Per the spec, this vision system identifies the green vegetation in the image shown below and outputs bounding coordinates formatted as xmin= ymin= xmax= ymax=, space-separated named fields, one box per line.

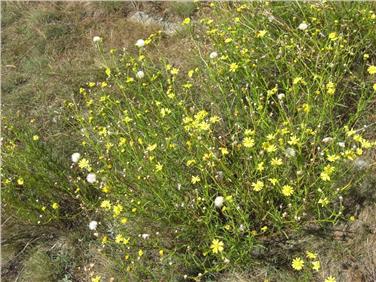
xmin=2 ymin=2 xmax=376 ymax=281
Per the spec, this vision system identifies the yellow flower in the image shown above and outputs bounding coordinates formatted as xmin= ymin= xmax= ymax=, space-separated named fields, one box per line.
xmin=325 ymin=276 xmax=336 ymax=282
xmin=147 ymin=144 xmax=157 ymax=152
xmin=138 ymin=249 xmax=144 ymax=257
xmin=191 ymin=175 xmax=201 ymax=184
xmin=113 ymin=204 xmax=123 ymax=217
xmin=160 ymin=108 xmax=171 ymax=117
xmin=100 ymin=200 xmax=111 ymax=210
xmin=171 ymin=67 xmax=179 ymax=75
xmin=210 ymin=239 xmax=224 ymax=254
xmin=243 ymin=137 xmax=255 ymax=148
xmin=318 ymin=197 xmax=329 ymax=207
xmin=257 ymin=162 xmax=265 ymax=172
xmin=120 ymin=217 xmax=128 ymax=224
xmin=105 ymin=68 xmax=111 ymax=77
xmin=188 ymin=69 xmax=194 ymax=78
xmin=244 ymin=129 xmax=255 ymax=136
xmin=220 ymin=147 xmax=229 ymax=156
xmin=209 ymin=116 xmax=220 ymax=123
xmin=268 ymin=178 xmax=278 ymax=186
xmin=17 ymin=177 xmax=24 ymax=186
xmin=229 ymin=63 xmax=239 ymax=73
xmin=292 ymin=257 xmax=304 ymax=270
xmin=182 ymin=17 xmax=191 ymax=25
xmin=101 ymin=235 xmax=108 ymax=244
xmin=115 ymin=234 xmax=124 ymax=244
xmin=251 ymin=180 xmax=264 ymax=192
xmin=282 ymin=185 xmax=294 ymax=197
xmin=155 ymin=163 xmax=163 ymax=172
xmin=78 ymin=158 xmax=90 ymax=170
xmin=288 ymin=135 xmax=300 ymax=146
xmin=256 ymin=30 xmax=267 ymax=38
xmin=32 ymin=135 xmax=39 ymax=141
xmin=91 ymin=275 xmax=101 ymax=282
xmin=320 ymin=171 xmax=330 ymax=181
xmin=305 ymin=251 xmax=317 ymax=259
xmin=326 ymin=81 xmax=336 ymax=95
xmin=101 ymin=185 xmax=110 ymax=193
xmin=263 ymin=142 xmax=277 ymax=153
xmin=320 ymin=165 xmax=334 ymax=181
xmin=271 ymin=158 xmax=283 ymax=166
xmin=311 ymin=260 xmax=320 ymax=271
xmin=51 ymin=202 xmax=59 ymax=209
xmin=373 ymin=83 xmax=376 ymax=91
xmin=293 ymin=77 xmax=304 ymax=85
xmin=302 ymin=103 xmax=311 ymax=113
xmin=328 ymin=32 xmax=338 ymax=41
xmin=367 ymin=65 xmax=376 ymax=75
xmin=327 ymin=154 xmax=340 ymax=162
xmin=186 ymin=159 xmax=196 ymax=166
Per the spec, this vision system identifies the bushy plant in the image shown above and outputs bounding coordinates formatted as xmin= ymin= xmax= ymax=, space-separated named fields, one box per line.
xmin=62 ymin=2 xmax=376 ymax=279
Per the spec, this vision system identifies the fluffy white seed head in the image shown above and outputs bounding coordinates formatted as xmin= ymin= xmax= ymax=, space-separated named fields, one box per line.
xmin=141 ymin=233 xmax=150 ymax=239
xmin=298 ymin=23 xmax=308 ymax=30
xmin=285 ymin=147 xmax=296 ymax=158
xmin=93 ymin=36 xmax=102 ymax=43
xmin=322 ymin=137 xmax=333 ymax=143
xmin=338 ymin=142 xmax=346 ymax=148
xmin=214 ymin=196 xmax=224 ymax=208
xmin=71 ymin=152 xmax=81 ymax=163
xmin=135 ymin=39 xmax=145 ymax=48
xmin=89 ymin=220 xmax=98 ymax=230
xmin=86 ymin=173 xmax=97 ymax=184
xmin=209 ymin=51 xmax=218 ymax=59
xmin=136 ymin=70 xmax=145 ymax=79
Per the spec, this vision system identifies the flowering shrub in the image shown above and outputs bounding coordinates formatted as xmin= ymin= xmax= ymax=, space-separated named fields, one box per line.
xmin=2 ymin=2 xmax=376 ymax=280
xmin=63 ymin=3 xmax=376 ymax=279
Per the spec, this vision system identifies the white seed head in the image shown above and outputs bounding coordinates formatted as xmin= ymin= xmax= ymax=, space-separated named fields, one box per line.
xmin=214 ymin=196 xmax=224 ymax=208
xmin=89 ymin=220 xmax=98 ymax=230
xmin=135 ymin=39 xmax=145 ymax=48
xmin=136 ymin=70 xmax=145 ymax=79
xmin=71 ymin=152 xmax=81 ymax=163
xmin=209 ymin=51 xmax=218 ymax=59
xmin=141 ymin=233 xmax=150 ymax=240
xmin=93 ymin=36 xmax=102 ymax=43
xmin=285 ymin=147 xmax=296 ymax=158
xmin=298 ymin=22 xmax=308 ymax=30
xmin=86 ymin=173 xmax=97 ymax=184
xmin=322 ymin=137 xmax=333 ymax=143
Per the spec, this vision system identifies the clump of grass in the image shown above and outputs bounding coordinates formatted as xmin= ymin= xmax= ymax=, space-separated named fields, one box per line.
xmin=168 ymin=1 xmax=198 ymax=18
xmin=61 ymin=2 xmax=376 ymax=280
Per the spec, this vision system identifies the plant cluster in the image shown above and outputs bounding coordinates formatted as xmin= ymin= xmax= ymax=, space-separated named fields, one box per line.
xmin=2 ymin=2 xmax=376 ymax=280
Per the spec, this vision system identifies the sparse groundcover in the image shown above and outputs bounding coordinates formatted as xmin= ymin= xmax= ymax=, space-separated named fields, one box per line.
xmin=2 ymin=1 xmax=376 ymax=281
